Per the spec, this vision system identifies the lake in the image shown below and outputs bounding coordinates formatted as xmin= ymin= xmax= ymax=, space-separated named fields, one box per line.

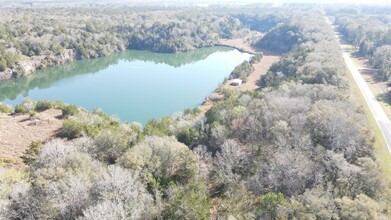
xmin=0 ymin=47 xmax=251 ymax=124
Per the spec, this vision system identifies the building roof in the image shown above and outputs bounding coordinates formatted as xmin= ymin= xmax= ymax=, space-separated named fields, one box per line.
xmin=232 ymin=79 xmax=242 ymax=84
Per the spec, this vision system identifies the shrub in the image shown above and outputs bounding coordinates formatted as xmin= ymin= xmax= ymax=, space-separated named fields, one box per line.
xmin=61 ymin=119 xmax=83 ymax=139
xmin=34 ymin=100 xmax=53 ymax=112
xmin=119 ymin=136 xmax=199 ymax=185
xmin=0 ymin=157 xmax=17 ymax=167
xmin=21 ymin=141 xmax=43 ymax=165
xmin=163 ymin=181 xmax=210 ymax=220
xmin=0 ymin=103 xmax=13 ymax=114
xmin=53 ymin=100 xmax=66 ymax=109
xmin=256 ymin=192 xmax=289 ymax=219
xmin=230 ymin=60 xmax=254 ymax=81
xmin=177 ymin=127 xmax=197 ymax=146
xmin=14 ymin=104 xmax=28 ymax=114
xmin=92 ymin=109 xmax=120 ymax=127
xmin=183 ymin=108 xmax=201 ymax=117
xmin=93 ymin=128 xmax=134 ymax=164
xmin=143 ymin=117 xmax=174 ymax=137
xmin=250 ymin=53 xmax=263 ymax=64
xmin=61 ymin=105 xmax=79 ymax=118
xmin=0 ymin=58 xmax=7 ymax=71
xmin=29 ymin=111 xmax=36 ymax=118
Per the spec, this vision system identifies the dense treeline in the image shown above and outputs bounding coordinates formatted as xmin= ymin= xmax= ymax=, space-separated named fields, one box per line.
xmin=0 ymin=7 xmax=290 ymax=81
xmin=1 ymin=8 xmax=390 ymax=219
xmin=260 ymin=12 xmax=346 ymax=88
xmin=201 ymin=83 xmax=381 ymax=218
xmin=235 ymin=12 xmax=287 ymax=32
xmin=334 ymin=12 xmax=391 ymax=81
xmin=0 ymin=8 xmax=249 ymax=79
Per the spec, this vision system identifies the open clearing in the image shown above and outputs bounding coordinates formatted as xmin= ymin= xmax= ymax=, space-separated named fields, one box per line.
xmin=0 ymin=109 xmax=63 ymax=168
xmin=200 ymin=38 xmax=281 ymax=112
xmin=223 ymin=53 xmax=280 ymax=92
xmin=218 ymin=37 xmax=281 ymax=92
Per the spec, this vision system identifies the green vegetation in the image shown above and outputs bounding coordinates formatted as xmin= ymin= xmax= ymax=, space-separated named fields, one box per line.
xmin=333 ymin=11 xmax=391 ymax=82
xmin=256 ymin=192 xmax=289 ymax=219
xmin=237 ymin=12 xmax=287 ymax=32
xmin=0 ymin=47 xmax=19 ymax=72
xmin=260 ymin=12 xmax=346 ymax=88
xmin=143 ymin=117 xmax=174 ymax=137
xmin=0 ymin=6 xmax=390 ymax=220
xmin=162 ymin=181 xmax=210 ymax=220
xmin=250 ymin=52 xmax=263 ymax=64
xmin=20 ymin=141 xmax=43 ymax=165
xmin=256 ymin=23 xmax=302 ymax=53
xmin=13 ymin=104 xmax=29 ymax=114
xmin=34 ymin=100 xmax=53 ymax=112
xmin=0 ymin=103 xmax=12 ymax=113
xmin=230 ymin=60 xmax=254 ymax=82
xmin=61 ymin=104 xmax=79 ymax=118
xmin=0 ymin=8 xmax=250 ymax=78
xmin=61 ymin=119 xmax=84 ymax=139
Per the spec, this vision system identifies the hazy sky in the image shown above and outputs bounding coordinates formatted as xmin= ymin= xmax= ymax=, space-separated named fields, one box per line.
xmin=207 ymin=0 xmax=391 ymax=4
xmin=2 ymin=0 xmax=390 ymax=5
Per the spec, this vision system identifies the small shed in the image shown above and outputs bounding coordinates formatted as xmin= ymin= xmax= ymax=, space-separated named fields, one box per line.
xmin=231 ymin=79 xmax=242 ymax=86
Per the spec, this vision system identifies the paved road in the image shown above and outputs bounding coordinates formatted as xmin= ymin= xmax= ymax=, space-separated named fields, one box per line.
xmin=336 ymin=38 xmax=391 ymax=155
xmin=327 ymin=15 xmax=391 ymax=155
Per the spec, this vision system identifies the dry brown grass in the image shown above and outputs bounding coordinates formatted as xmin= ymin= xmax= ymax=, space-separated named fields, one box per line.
xmin=0 ymin=109 xmax=63 ymax=169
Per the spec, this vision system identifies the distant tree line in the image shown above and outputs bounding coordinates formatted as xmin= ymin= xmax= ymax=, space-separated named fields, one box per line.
xmin=0 ymin=8 xmax=249 ymax=78
xmin=334 ymin=12 xmax=391 ymax=81
xmin=0 ymin=8 xmax=389 ymax=220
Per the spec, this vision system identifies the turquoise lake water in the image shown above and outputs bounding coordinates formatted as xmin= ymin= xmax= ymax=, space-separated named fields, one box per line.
xmin=0 ymin=47 xmax=251 ymax=124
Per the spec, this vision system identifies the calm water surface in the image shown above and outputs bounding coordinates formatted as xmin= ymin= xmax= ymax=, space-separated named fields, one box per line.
xmin=0 ymin=47 xmax=251 ymax=124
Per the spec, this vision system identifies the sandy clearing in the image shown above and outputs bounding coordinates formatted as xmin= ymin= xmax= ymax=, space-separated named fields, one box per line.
xmin=218 ymin=38 xmax=259 ymax=54
xmin=223 ymin=54 xmax=280 ymax=92
xmin=200 ymin=38 xmax=281 ymax=112
xmin=218 ymin=38 xmax=281 ymax=92
xmin=0 ymin=109 xmax=63 ymax=168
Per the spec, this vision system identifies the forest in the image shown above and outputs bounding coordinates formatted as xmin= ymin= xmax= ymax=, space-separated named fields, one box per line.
xmin=332 ymin=9 xmax=391 ymax=82
xmin=0 ymin=8 xmax=245 ymax=79
xmin=0 ymin=5 xmax=390 ymax=219
xmin=0 ymin=7 xmax=287 ymax=80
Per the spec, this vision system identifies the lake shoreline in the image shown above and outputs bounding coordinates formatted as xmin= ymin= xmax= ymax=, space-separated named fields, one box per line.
xmin=0 ymin=43 xmax=242 ymax=82
xmin=0 ymin=40 xmax=278 ymax=169
xmin=199 ymin=38 xmax=281 ymax=113
xmin=1 ymin=47 xmax=251 ymax=123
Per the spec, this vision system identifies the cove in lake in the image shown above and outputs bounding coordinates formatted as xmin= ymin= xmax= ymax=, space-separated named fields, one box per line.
xmin=0 ymin=47 xmax=251 ymax=124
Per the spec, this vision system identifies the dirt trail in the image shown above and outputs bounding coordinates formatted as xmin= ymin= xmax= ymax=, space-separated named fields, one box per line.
xmin=200 ymin=38 xmax=281 ymax=112
xmin=0 ymin=109 xmax=63 ymax=168
xmin=218 ymin=38 xmax=259 ymax=54
xmin=223 ymin=53 xmax=280 ymax=92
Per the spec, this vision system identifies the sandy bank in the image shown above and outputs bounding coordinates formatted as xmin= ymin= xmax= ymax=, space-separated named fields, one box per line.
xmin=201 ymin=38 xmax=281 ymax=112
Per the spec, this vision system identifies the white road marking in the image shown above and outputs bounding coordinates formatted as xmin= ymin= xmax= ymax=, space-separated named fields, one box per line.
xmin=340 ymin=47 xmax=391 ymax=155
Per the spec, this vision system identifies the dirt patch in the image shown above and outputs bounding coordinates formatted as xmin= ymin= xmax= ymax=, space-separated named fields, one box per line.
xmin=200 ymin=38 xmax=281 ymax=113
xmin=223 ymin=54 xmax=280 ymax=92
xmin=0 ymin=109 xmax=63 ymax=169
xmin=219 ymin=37 xmax=281 ymax=91
xmin=219 ymin=38 xmax=259 ymax=54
